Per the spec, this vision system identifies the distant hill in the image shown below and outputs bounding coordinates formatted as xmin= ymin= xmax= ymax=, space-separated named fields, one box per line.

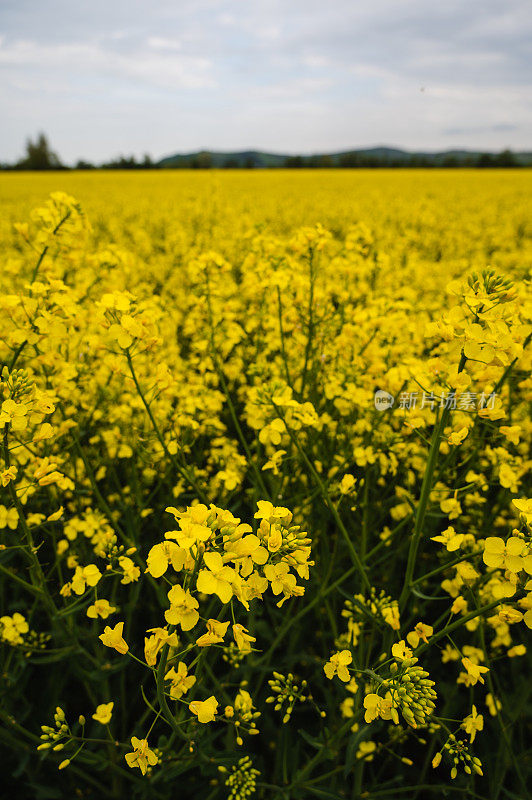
xmin=157 ymin=150 xmax=286 ymax=168
xmin=157 ymin=147 xmax=532 ymax=169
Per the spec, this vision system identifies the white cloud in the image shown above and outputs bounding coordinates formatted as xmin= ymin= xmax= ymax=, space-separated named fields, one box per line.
xmin=302 ymin=55 xmax=330 ymax=69
xmin=0 ymin=37 xmax=214 ymax=89
xmin=146 ymin=37 xmax=182 ymax=51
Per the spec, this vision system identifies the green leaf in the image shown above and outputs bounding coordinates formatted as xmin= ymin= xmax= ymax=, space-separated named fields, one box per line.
xmin=298 ymin=728 xmax=323 ymax=751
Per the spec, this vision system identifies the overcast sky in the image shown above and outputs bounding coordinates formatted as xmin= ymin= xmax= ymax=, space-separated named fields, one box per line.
xmin=1 ymin=0 xmax=531 ymax=163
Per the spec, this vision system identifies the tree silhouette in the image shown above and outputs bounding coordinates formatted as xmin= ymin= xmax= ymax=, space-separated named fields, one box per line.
xmin=17 ymin=133 xmax=63 ymax=170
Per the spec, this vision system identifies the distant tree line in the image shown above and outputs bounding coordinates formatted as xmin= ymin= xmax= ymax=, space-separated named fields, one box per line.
xmin=0 ymin=134 xmax=527 ymax=171
xmin=283 ymin=150 xmax=521 ymax=168
xmin=0 ymin=135 xmax=155 ymax=171
xmin=4 ymin=134 xmax=68 ymax=171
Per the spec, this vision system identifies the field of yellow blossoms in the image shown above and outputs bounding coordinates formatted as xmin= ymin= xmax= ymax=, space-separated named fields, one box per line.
xmin=0 ymin=169 xmax=531 ymax=799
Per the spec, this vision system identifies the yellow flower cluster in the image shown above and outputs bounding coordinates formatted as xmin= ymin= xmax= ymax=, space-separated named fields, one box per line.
xmin=0 ymin=612 xmax=29 ymax=645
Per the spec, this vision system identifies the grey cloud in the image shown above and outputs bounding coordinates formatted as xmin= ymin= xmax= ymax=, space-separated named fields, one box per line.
xmin=0 ymin=0 xmax=531 ymax=161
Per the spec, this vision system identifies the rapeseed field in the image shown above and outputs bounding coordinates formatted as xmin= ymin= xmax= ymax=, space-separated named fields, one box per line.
xmin=0 ymin=169 xmax=530 ymax=799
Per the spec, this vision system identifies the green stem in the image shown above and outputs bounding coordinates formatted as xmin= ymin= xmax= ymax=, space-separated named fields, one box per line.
xmin=275 ymin=405 xmax=370 ymax=590
xmin=2 ymin=428 xmax=55 ymax=613
xmin=416 ymin=600 xmax=500 ymax=657
xmin=125 ymin=350 xmax=207 ymax=503
xmin=399 ymin=353 xmax=466 ymax=609
xmin=155 ymin=636 xmax=188 ymax=740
